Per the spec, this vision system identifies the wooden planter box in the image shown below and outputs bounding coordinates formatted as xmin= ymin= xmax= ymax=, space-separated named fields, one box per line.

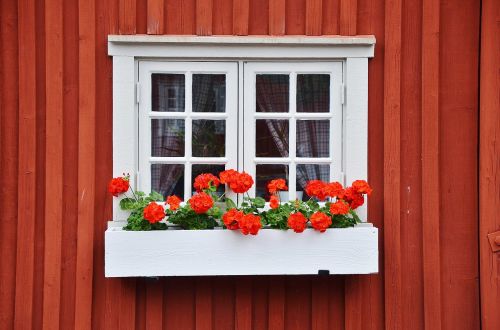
xmin=105 ymin=224 xmax=378 ymax=277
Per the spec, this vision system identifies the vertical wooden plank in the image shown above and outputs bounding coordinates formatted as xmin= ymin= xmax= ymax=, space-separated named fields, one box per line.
xmin=269 ymin=0 xmax=285 ymax=35
xmin=479 ymin=0 xmax=500 ymax=328
xmin=213 ymin=0 xmax=233 ymax=34
xmin=0 ymin=0 xmax=19 ymax=328
xmin=145 ymin=280 xmax=163 ymax=330
xmin=285 ymin=0 xmax=305 ymax=35
xmin=14 ymin=0 xmax=37 ymax=328
xmin=42 ymin=0 xmax=64 ymax=328
xmin=164 ymin=278 xmax=195 ymax=330
xmin=147 ymin=0 xmax=164 ymax=34
xmin=235 ymin=278 xmax=252 ymax=330
xmin=311 ymin=277 xmax=329 ymax=330
xmin=251 ymin=277 xmax=268 ymax=330
xmin=165 ymin=0 xmax=196 ymax=34
xmin=340 ymin=0 xmax=356 ymax=35
xmin=328 ymin=277 xmax=345 ymax=329
xmin=74 ymin=0 xmax=96 ymax=328
xmin=233 ymin=0 xmax=249 ymax=35
xmin=119 ymin=0 xmax=136 ymax=34
xmin=306 ymin=0 xmax=322 ymax=36
xmin=421 ymin=0 xmax=442 ymax=328
xmin=136 ymin=0 xmax=148 ymax=34
xmin=196 ymin=0 xmax=213 ymax=35
xmin=322 ymin=0 xmax=339 ymax=35
xmin=285 ymin=276 xmax=311 ymax=330
xmin=211 ymin=277 xmax=234 ymax=330
xmin=248 ymin=0 xmax=268 ymax=35
xmin=383 ymin=0 xmax=402 ymax=329
xmin=195 ymin=277 xmax=213 ymax=330
xmin=268 ymin=277 xmax=285 ymax=330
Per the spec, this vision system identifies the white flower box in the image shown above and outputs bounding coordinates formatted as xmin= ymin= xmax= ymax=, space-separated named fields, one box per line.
xmin=105 ymin=224 xmax=378 ymax=277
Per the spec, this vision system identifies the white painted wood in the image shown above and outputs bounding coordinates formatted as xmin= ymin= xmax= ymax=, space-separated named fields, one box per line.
xmin=344 ymin=58 xmax=369 ymax=221
xmin=243 ymin=62 xmax=343 ymax=201
xmin=105 ymin=226 xmax=378 ymax=277
xmin=113 ymin=56 xmax=137 ymax=221
xmin=138 ymin=61 xmax=238 ymax=201
xmin=108 ymin=35 xmax=375 ymax=59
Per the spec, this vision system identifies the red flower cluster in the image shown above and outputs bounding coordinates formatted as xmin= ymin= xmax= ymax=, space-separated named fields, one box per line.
xmin=143 ymin=202 xmax=165 ymax=223
xmin=219 ymin=170 xmax=254 ymax=194
xmin=269 ymin=195 xmax=279 ymax=209
xmin=238 ymin=214 xmax=262 ymax=235
xmin=166 ymin=195 xmax=182 ymax=211
xmin=287 ymin=212 xmax=308 ymax=233
xmin=194 ymin=173 xmax=220 ymax=192
xmin=108 ymin=176 xmax=129 ymax=197
xmin=305 ymin=180 xmax=345 ymax=201
xmin=267 ymin=179 xmax=288 ymax=194
xmin=329 ymin=200 xmax=350 ymax=215
xmin=188 ymin=192 xmax=214 ymax=214
xmin=310 ymin=211 xmax=332 ymax=232
xmin=222 ymin=208 xmax=244 ymax=230
xmin=351 ymin=180 xmax=373 ymax=196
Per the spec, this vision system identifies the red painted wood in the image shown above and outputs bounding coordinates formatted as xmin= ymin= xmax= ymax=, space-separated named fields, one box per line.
xmin=147 ymin=0 xmax=164 ymax=34
xmin=305 ymin=0 xmax=322 ymax=36
xmin=269 ymin=0 xmax=285 ymax=35
xmin=145 ymin=281 xmax=163 ymax=330
xmin=480 ymin=0 xmax=500 ymax=327
xmin=285 ymin=0 xmax=305 ymax=35
xmin=340 ymin=0 xmax=356 ymax=35
xmin=164 ymin=278 xmax=195 ymax=330
xmin=249 ymin=0 xmax=268 ymax=34
xmin=233 ymin=0 xmax=249 ymax=35
xmin=311 ymin=277 xmax=329 ymax=330
xmin=322 ymin=0 xmax=339 ymax=35
xmin=165 ymin=0 xmax=196 ymax=34
xmin=235 ymin=278 xmax=252 ymax=330
xmin=119 ymin=0 xmax=136 ymax=34
xmin=213 ymin=0 xmax=233 ymax=35
xmin=251 ymin=277 xmax=268 ymax=330
xmin=268 ymin=277 xmax=285 ymax=330
xmin=196 ymin=0 xmax=213 ymax=35
xmin=195 ymin=277 xmax=212 ymax=330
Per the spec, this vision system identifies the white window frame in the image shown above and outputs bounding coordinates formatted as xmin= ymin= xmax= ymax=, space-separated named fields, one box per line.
xmin=109 ymin=35 xmax=375 ymax=222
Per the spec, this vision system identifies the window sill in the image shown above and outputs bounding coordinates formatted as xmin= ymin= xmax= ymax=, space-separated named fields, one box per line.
xmin=105 ymin=224 xmax=378 ymax=277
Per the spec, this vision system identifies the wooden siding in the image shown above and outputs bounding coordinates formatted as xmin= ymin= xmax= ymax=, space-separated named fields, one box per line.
xmin=0 ymin=0 xmax=487 ymax=329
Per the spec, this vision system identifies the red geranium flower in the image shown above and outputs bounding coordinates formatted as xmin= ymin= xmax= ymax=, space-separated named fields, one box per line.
xmin=219 ymin=169 xmax=238 ymax=184
xmin=351 ymin=180 xmax=373 ymax=196
xmin=343 ymin=187 xmax=365 ymax=209
xmin=267 ymin=179 xmax=288 ymax=194
xmin=143 ymin=202 xmax=165 ymax=224
xmin=269 ymin=195 xmax=279 ymax=209
xmin=108 ymin=176 xmax=129 ymax=197
xmin=305 ymin=180 xmax=329 ymax=201
xmin=193 ymin=173 xmax=220 ymax=192
xmin=188 ymin=192 xmax=214 ymax=214
xmin=326 ymin=181 xmax=344 ymax=199
xmin=238 ymin=214 xmax=262 ymax=235
xmin=166 ymin=195 xmax=182 ymax=211
xmin=287 ymin=212 xmax=308 ymax=233
xmin=222 ymin=208 xmax=243 ymax=230
xmin=329 ymin=200 xmax=350 ymax=215
xmin=310 ymin=211 xmax=332 ymax=232
xmin=228 ymin=172 xmax=254 ymax=194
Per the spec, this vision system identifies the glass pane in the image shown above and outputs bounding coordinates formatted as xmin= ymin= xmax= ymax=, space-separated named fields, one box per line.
xmin=297 ymin=74 xmax=330 ymax=113
xmin=192 ymin=164 xmax=225 ymax=197
xmin=151 ymin=164 xmax=184 ymax=199
xmin=256 ymin=74 xmax=289 ymax=113
xmin=152 ymin=74 xmax=185 ymax=112
xmin=256 ymin=164 xmax=289 ymax=201
xmin=192 ymin=120 xmax=226 ymax=157
xmin=296 ymin=120 xmax=330 ymax=158
xmin=192 ymin=74 xmax=226 ymax=113
xmin=296 ymin=164 xmax=330 ymax=201
xmin=256 ymin=119 xmax=289 ymax=157
xmin=151 ymin=119 xmax=185 ymax=157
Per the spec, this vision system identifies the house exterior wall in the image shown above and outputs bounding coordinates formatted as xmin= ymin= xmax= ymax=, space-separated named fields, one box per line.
xmin=1 ymin=0 xmax=494 ymax=329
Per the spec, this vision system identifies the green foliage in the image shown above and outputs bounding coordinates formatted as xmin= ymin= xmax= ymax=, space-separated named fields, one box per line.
xmin=121 ymin=191 xmax=167 ymax=231
xmin=167 ymin=206 xmax=218 ymax=230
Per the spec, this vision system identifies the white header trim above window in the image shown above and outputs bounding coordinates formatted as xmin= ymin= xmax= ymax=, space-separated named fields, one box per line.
xmin=108 ymin=35 xmax=376 ymax=58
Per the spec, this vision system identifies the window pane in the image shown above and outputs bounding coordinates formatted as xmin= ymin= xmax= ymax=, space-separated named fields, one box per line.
xmin=152 ymin=74 xmax=185 ymax=112
xmin=192 ymin=120 xmax=226 ymax=157
xmin=192 ymin=164 xmax=225 ymax=197
xmin=192 ymin=74 xmax=226 ymax=113
xmin=296 ymin=164 xmax=330 ymax=201
xmin=297 ymin=74 xmax=330 ymax=113
xmin=151 ymin=119 xmax=185 ymax=157
xmin=256 ymin=119 xmax=289 ymax=157
xmin=151 ymin=164 xmax=184 ymax=199
xmin=256 ymin=74 xmax=289 ymax=113
xmin=296 ymin=120 xmax=330 ymax=158
xmin=256 ymin=164 xmax=289 ymax=200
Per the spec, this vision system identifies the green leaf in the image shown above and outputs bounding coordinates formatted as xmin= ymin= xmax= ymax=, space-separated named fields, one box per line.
xmin=253 ymin=197 xmax=266 ymax=208
xmin=225 ymin=198 xmax=237 ymax=210
xmin=148 ymin=190 xmax=164 ymax=201
xmin=119 ymin=198 xmax=136 ymax=210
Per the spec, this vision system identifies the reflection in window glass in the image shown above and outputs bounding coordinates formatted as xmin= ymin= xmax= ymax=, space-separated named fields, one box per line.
xmin=297 ymin=74 xmax=330 ymax=113
xmin=296 ymin=120 xmax=330 ymax=158
xmin=151 ymin=119 xmax=185 ymax=157
xmin=192 ymin=74 xmax=226 ymax=113
xmin=152 ymin=74 xmax=185 ymax=112
xmin=256 ymin=164 xmax=289 ymax=201
xmin=256 ymin=119 xmax=289 ymax=157
xmin=256 ymin=74 xmax=289 ymax=113
xmin=151 ymin=164 xmax=184 ymax=199
xmin=192 ymin=164 xmax=225 ymax=197
xmin=296 ymin=164 xmax=330 ymax=201
xmin=192 ymin=120 xmax=226 ymax=157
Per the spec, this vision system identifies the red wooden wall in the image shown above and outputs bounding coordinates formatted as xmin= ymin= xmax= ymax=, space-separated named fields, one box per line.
xmin=0 ymin=0 xmax=494 ymax=329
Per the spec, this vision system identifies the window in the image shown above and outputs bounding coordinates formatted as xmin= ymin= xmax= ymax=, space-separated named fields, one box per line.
xmin=109 ymin=36 xmax=374 ymax=221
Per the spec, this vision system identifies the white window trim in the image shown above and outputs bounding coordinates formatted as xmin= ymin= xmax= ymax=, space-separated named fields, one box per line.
xmin=109 ymin=35 xmax=375 ymax=222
